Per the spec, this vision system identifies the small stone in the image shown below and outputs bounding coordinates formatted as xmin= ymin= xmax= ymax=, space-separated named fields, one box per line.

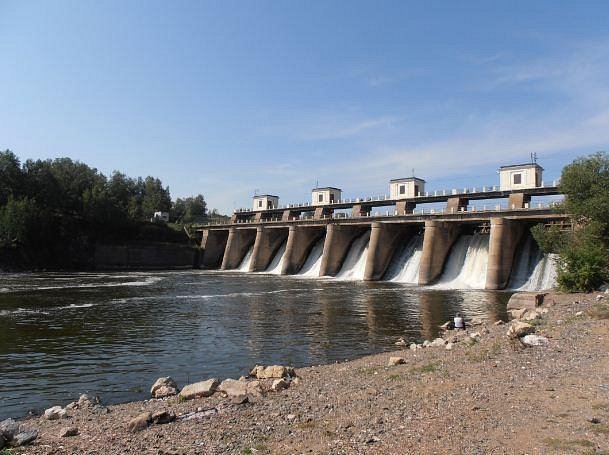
xmin=287 ymin=414 xmax=296 ymax=421
xmin=523 ymin=310 xmax=541 ymax=321
xmin=521 ymin=334 xmax=549 ymax=346
xmin=65 ymin=401 xmax=78 ymax=410
xmin=509 ymin=308 xmax=528 ymax=320
xmin=440 ymin=321 xmax=451 ymax=330
xmin=469 ymin=332 xmax=481 ymax=340
xmin=575 ymin=311 xmax=584 ymax=317
xmin=59 ymin=427 xmax=79 ymax=438
xmin=251 ymin=365 xmax=296 ymax=379
xmin=409 ymin=343 xmax=420 ymax=351
xmin=271 ymin=378 xmax=289 ymax=391
xmin=395 ymin=338 xmax=407 ymax=346
xmin=150 ymin=377 xmax=179 ymax=399
xmin=445 ymin=342 xmax=454 ymax=351
xmin=77 ymin=394 xmax=92 ymax=408
xmin=388 ymin=357 xmax=405 ymax=366
xmin=596 ymin=295 xmax=603 ymax=301
xmin=127 ymin=412 xmax=152 ymax=433
xmin=44 ymin=405 xmax=66 ymax=420
xmin=178 ymin=379 xmax=220 ymax=400
xmin=470 ymin=316 xmax=483 ymax=326
xmin=493 ymin=320 xmax=504 ymax=326
xmin=230 ymin=395 xmax=249 ymax=405
xmin=11 ymin=429 xmax=38 ymax=447
xmin=506 ymin=321 xmax=535 ymax=339
xmin=589 ymin=416 xmax=601 ymax=424
xmin=151 ymin=410 xmax=176 ymax=425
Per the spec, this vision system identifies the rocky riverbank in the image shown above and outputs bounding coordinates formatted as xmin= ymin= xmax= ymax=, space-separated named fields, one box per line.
xmin=4 ymin=291 xmax=609 ymax=454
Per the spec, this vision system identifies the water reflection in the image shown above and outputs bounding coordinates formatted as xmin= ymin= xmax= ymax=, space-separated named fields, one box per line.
xmin=0 ymin=271 xmax=509 ymax=418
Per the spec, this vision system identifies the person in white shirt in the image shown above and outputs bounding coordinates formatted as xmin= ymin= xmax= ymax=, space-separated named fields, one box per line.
xmin=453 ymin=313 xmax=465 ymax=330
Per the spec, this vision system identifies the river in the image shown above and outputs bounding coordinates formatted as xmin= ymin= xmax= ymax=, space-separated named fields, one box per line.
xmin=0 ymin=271 xmax=510 ymax=419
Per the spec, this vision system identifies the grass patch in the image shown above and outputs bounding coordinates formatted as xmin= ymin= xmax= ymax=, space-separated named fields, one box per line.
xmin=590 ymin=424 xmax=609 ymax=435
xmin=388 ymin=374 xmax=403 ymax=381
xmin=297 ymin=420 xmax=316 ymax=430
xmin=409 ymin=362 xmax=440 ymax=374
xmin=240 ymin=444 xmax=267 ymax=454
xmin=359 ymin=366 xmax=381 ymax=375
xmin=588 ymin=303 xmax=609 ymax=320
xmin=466 ymin=341 xmax=502 ymax=362
xmin=544 ymin=438 xmax=595 ymax=450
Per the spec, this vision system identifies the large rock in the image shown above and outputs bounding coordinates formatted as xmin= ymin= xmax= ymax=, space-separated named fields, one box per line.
xmin=509 ymin=308 xmax=528 ymax=320
xmin=151 ymin=410 xmax=176 ymax=424
xmin=506 ymin=321 xmax=535 ymax=339
xmin=218 ymin=378 xmax=248 ymax=397
xmin=523 ymin=310 xmax=542 ymax=321
xmin=507 ymin=292 xmax=546 ymax=310
xmin=429 ymin=338 xmax=446 ymax=347
xmin=250 ymin=365 xmax=295 ymax=379
xmin=246 ymin=380 xmax=264 ymax=397
xmin=44 ymin=405 xmax=67 ymax=420
xmin=11 ymin=428 xmax=38 ymax=447
xmin=127 ymin=412 xmax=152 ymax=433
xmin=150 ymin=377 xmax=178 ymax=398
xmin=77 ymin=394 xmax=92 ymax=408
xmin=178 ymin=378 xmax=220 ymax=400
xmin=0 ymin=418 xmax=18 ymax=441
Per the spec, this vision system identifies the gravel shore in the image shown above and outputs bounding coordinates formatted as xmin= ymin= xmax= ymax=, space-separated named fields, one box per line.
xmin=8 ymin=291 xmax=609 ymax=454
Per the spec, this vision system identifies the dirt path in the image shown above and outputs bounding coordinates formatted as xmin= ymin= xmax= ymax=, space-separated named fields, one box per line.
xmin=9 ymin=291 xmax=609 ymax=454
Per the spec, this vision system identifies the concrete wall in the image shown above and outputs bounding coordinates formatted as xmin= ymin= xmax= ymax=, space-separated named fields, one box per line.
xmin=485 ymin=217 xmax=526 ymax=290
xmin=364 ymin=222 xmax=418 ymax=281
xmin=200 ymin=229 xmax=229 ymax=269
xmin=418 ymin=220 xmax=462 ymax=285
xmin=249 ymin=226 xmax=289 ymax=272
xmin=281 ymin=226 xmax=326 ymax=275
xmin=94 ymin=243 xmax=197 ymax=270
xmin=319 ymin=224 xmax=369 ymax=276
xmin=221 ymin=227 xmax=257 ymax=270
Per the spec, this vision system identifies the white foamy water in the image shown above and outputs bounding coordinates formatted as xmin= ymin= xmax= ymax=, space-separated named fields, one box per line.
xmin=335 ymin=232 xmax=370 ymax=280
xmin=0 ymin=276 xmax=163 ymax=293
xmin=265 ymin=241 xmax=287 ymax=275
xmin=434 ymin=234 xmax=490 ymax=290
xmin=385 ymin=235 xmax=423 ymax=284
xmin=297 ymin=238 xmax=325 ymax=278
xmin=237 ymin=246 xmax=254 ymax=272
xmin=509 ymin=235 xmax=557 ymax=290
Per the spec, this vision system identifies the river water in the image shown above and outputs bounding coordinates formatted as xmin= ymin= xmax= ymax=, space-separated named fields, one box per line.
xmin=0 ymin=271 xmax=510 ymax=419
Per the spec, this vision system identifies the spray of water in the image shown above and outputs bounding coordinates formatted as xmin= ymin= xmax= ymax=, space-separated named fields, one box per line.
xmin=385 ymin=235 xmax=423 ymax=284
xmin=335 ymin=232 xmax=371 ymax=280
xmin=298 ymin=238 xmax=325 ymax=278
xmin=434 ymin=234 xmax=490 ymax=289
xmin=265 ymin=241 xmax=287 ymax=275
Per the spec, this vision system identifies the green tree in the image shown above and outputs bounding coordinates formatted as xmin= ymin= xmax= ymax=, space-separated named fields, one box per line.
xmin=0 ymin=150 xmax=24 ymax=205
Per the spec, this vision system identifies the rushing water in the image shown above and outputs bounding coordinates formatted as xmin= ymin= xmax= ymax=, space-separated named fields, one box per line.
xmin=0 ymin=271 xmax=510 ymax=419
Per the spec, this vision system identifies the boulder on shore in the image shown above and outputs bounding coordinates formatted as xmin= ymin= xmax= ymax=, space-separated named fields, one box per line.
xmin=250 ymin=365 xmax=296 ymax=379
xmin=44 ymin=405 xmax=67 ymax=420
xmin=522 ymin=334 xmax=549 ymax=346
xmin=507 ymin=292 xmax=546 ymax=310
xmin=59 ymin=427 xmax=79 ymax=438
xmin=178 ymin=379 xmax=220 ymax=400
xmin=506 ymin=321 xmax=535 ymax=339
xmin=271 ymin=378 xmax=290 ymax=391
xmin=127 ymin=412 xmax=152 ymax=433
xmin=150 ymin=377 xmax=179 ymax=399
xmin=218 ymin=378 xmax=248 ymax=397
xmin=388 ymin=357 xmax=405 ymax=366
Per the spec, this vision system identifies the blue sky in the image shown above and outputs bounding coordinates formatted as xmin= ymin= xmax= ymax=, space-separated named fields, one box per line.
xmin=1 ymin=1 xmax=608 ymax=213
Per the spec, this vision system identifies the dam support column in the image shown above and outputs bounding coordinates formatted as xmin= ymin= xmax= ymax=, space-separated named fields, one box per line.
xmin=508 ymin=193 xmax=531 ymax=209
xmin=352 ymin=204 xmax=371 ymax=217
xmin=249 ymin=227 xmax=289 ymax=272
xmin=281 ymin=226 xmax=326 ymax=275
xmin=418 ymin=220 xmax=461 ymax=285
xmin=396 ymin=201 xmax=416 ymax=215
xmin=220 ymin=227 xmax=256 ymax=270
xmin=446 ymin=196 xmax=469 ymax=214
xmin=200 ymin=229 xmax=229 ymax=269
xmin=319 ymin=224 xmax=368 ymax=276
xmin=364 ymin=222 xmax=413 ymax=281
xmin=314 ymin=207 xmax=333 ymax=220
xmin=485 ymin=217 xmax=526 ymax=290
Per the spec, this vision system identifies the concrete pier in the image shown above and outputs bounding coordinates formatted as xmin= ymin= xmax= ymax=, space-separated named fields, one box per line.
xmin=485 ymin=217 xmax=526 ymax=290
xmin=221 ymin=227 xmax=257 ymax=270
xmin=418 ymin=220 xmax=461 ymax=285
xmin=364 ymin=222 xmax=416 ymax=281
xmin=508 ymin=192 xmax=531 ymax=209
xmin=249 ymin=226 xmax=289 ymax=272
xmin=319 ymin=224 xmax=369 ymax=276
xmin=281 ymin=226 xmax=326 ymax=275
xmin=200 ymin=229 xmax=229 ymax=269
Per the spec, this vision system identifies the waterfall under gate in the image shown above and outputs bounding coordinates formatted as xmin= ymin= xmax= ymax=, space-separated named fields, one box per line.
xmin=264 ymin=241 xmax=287 ymax=275
xmin=237 ymin=246 xmax=254 ymax=272
xmin=297 ymin=238 xmax=325 ymax=278
xmin=384 ymin=235 xmax=423 ymax=284
xmin=508 ymin=234 xmax=557 ymax=291
xmin=433 ymin=234 xmax=490 ymax=290
xmin=335 ymin=232 xmax=371 ymax=280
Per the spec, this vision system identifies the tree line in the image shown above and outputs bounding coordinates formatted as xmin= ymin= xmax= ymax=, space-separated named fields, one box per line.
xmin=0 ymin=150 xmax=215 ymax=268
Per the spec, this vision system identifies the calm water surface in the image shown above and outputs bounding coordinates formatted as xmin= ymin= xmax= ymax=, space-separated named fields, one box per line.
xmin=0 ymin=271 xmax=510 ymax=418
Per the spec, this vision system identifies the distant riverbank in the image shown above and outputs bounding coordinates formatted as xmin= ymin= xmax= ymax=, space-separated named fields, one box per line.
xmin=8 ymin=290 xmax=609 ymax=454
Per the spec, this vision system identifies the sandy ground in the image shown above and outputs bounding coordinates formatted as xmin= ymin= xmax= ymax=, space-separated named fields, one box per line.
xmin=8 ymin=291 xmax=609 ymax=455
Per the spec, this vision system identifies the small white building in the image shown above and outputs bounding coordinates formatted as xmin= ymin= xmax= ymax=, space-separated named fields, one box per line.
xmin=389 ymin=177 xmax=426 ymax=199
xmin=499 ymin=163 xmax=543 ymax=191
xmin=312 ymin=187 xmax=342 ymax=205
xmin=252 ymin=194 xmax=279 ymax=211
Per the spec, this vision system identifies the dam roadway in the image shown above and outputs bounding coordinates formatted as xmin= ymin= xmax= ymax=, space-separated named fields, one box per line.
xmin=194 ymin=185 xmax=567 ymax=290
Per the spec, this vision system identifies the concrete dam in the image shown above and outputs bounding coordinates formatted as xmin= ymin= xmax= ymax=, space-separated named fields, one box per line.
xmin=196 ymin=163 xmax=566 ymax=291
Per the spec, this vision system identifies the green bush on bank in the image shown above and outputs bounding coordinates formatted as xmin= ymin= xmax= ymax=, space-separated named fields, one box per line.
xmin=532 ymin=152 xmax=609 ymax=292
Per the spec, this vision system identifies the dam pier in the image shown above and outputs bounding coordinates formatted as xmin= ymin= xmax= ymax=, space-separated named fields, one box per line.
xmin=196 ymin=163 xmax=566 ymax=290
